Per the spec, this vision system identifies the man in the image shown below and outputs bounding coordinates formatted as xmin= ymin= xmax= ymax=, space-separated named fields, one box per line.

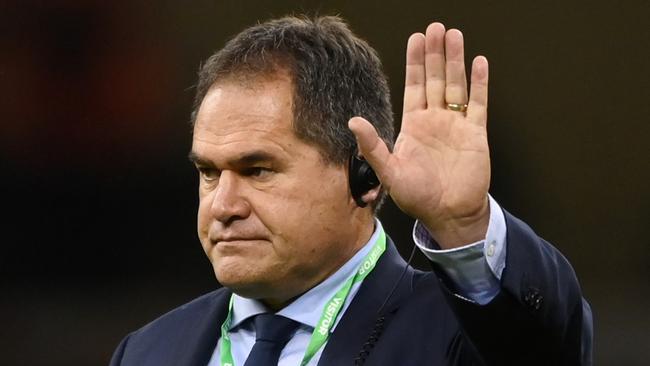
xmin=110 ymin=15 xmax=592 ymax=365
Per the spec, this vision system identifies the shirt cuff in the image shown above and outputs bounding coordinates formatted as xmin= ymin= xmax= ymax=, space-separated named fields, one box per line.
xmin=412 ymin=195 xmax=507 ymax=305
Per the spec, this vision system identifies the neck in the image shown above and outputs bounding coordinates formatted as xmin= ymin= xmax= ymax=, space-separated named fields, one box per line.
xmin=263 ymin=296 xmax=298 ymax=312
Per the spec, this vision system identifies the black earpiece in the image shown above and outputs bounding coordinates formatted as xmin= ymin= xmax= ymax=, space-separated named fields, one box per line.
xmin=349 ymin=155 xmax=380 ymax=207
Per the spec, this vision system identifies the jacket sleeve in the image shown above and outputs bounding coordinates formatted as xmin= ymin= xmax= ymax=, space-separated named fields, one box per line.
xmin=430 ymin=209 xmax=593 ymax=366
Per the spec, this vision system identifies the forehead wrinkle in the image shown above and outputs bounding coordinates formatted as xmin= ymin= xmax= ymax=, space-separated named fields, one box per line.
xmin=195 ymin=102 xmax=294 ymax=138
xmin=199 ymin=123 xmax=291 ymax=139
xmin=192 ymin=129 xmax=300 ymax=168
xmin=195 ymin=84 xmax=294 ymax=135
xmin=195 ymin=116 xmax=297 ymax=156
xmin=193 ymin=135 xmax=291 ymax=157
xmin=194 ymin=118 xmax=295 ymax=148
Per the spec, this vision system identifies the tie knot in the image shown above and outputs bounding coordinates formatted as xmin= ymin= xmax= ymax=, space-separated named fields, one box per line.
xmin=253 ymin=313 xmax=299 ymax=343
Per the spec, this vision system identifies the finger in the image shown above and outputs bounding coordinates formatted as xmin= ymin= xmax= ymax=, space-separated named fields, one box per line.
xmin=467 ymin=56 xmax=489 ymax=125
xmin=444 ymin=29 xmax=468 ymax=105
xmin=403 ymin=33 xmax=427 ymax=113
xmin=348 ymin=117 xmax=392 ymax=182
xmin=424 ymin=22 xmax=446 ymax=108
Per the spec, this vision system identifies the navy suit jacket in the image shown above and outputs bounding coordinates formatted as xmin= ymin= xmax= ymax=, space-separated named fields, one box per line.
xmin=110 ymin=210 xmax=592 ymax=365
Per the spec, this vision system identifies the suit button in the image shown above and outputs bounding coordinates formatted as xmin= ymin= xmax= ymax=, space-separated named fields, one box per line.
xmin=523 ymin=288 xmax=543 ymax=311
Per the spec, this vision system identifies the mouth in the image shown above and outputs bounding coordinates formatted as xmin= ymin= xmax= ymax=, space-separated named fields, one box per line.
xmin=216 ymin=238 xmax=261 ymax=244
xmin=210 ymin=238 xmax=269 ymax=256
xmin=210 ymin=237 xmax=269 ymax=247
xmin=207 ymin=229 xmax=270 ymax=251
xmin=211 ymin=235 xmax=265 ymax=243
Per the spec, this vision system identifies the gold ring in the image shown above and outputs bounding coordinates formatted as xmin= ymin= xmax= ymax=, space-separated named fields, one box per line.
xmin=446 ymin=103 xmax=468 ymax=112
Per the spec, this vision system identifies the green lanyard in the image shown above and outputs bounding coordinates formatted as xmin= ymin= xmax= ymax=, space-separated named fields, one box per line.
xmin=219 ymin=228 xmax=387 ymax=366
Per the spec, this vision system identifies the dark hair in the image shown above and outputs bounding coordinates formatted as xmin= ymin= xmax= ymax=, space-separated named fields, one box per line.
xmin=192 ymin=15 xmax=394 ymax=211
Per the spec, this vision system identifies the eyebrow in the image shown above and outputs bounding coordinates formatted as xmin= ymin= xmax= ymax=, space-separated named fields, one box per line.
xmin=188 ymin=151 xmax=213 ymax=167
xmin=188 ymin=150 xmax=277 ymax=167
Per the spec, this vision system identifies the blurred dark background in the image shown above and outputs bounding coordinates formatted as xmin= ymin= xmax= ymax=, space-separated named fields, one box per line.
xmin=1 ymin=0 xmax=648 ymax=365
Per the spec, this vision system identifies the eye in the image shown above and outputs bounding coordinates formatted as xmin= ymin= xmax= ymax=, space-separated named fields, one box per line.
xmin=198 ymin=167 xmax=220 ymax=182
xmin=244 ymin=167 xmax=272 ymax=178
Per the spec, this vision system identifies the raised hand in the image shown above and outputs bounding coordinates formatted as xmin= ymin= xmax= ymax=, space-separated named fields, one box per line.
xmin=348 ymin=22 xmax=491 ymax=249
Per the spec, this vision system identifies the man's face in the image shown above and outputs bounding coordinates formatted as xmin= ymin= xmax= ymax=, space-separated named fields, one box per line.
xmin=191 ymin=73 xmax=370 ymax=307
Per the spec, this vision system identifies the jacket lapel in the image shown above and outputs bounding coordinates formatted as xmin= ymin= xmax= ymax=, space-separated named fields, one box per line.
xmin=317 ymin=238 xmax=415 ymax=365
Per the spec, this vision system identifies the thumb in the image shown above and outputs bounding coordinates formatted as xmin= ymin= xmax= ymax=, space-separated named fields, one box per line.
xmin=348 ymin=117 xmax=392 ymax=182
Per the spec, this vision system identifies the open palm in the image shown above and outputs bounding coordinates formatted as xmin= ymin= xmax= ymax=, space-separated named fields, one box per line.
xmin=349 ymin=23 xmax=491 ymax=248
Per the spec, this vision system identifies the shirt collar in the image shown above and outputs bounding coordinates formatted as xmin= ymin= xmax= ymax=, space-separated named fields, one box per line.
xmin=230 ymin=219 xmax=383 ymax=331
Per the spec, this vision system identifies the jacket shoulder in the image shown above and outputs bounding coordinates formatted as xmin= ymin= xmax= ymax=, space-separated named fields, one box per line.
xmin=137 ymin=287 xmax=229 ymax=335
xmin=110 ymin=287 xmax=231 ymax=366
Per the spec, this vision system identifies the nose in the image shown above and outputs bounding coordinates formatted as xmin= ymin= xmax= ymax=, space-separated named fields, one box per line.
xmin=210 ymin=171 xmax=251 ymax=224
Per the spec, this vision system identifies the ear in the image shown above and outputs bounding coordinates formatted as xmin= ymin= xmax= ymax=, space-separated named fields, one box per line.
xmin=359 ymin=183 xmax=381 ymax=207
xmin=348 ymin=154 xmax=381 ymax=208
